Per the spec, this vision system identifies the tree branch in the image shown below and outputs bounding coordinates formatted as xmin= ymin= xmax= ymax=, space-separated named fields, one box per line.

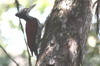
xmin=15 ymin=0 xmax=32 ymax=66
xmin=0 ymin=45 xmax=19 ymax=66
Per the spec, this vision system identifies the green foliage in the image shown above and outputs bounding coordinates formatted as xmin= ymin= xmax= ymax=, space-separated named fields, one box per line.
xmin=36 ymin=0 xmax=55 ymax=13
xmin=9 ymin=20 xmax=17 ymax=29
xmin=83 ymin=32 xmax=100 ymax=66
xmin=0 ymin=2 xmax=14 ymax=15
xmin=0 ymin=56 xmax=10 ymax=66
xmin=21 ymin=50 xmax=28 ymax=58
xmin=0 ymin=48 xmax=10 ymax=66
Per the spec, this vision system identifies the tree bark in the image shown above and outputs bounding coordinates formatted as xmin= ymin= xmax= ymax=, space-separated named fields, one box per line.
xmin=36 ymin=0 xmax=92 ymax=66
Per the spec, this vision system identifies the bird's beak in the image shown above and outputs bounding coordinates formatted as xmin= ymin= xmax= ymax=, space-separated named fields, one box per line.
xmin=27 ymin=4 xmax=36 ymax=13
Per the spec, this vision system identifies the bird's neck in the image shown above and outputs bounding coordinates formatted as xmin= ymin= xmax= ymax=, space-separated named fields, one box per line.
xmin=23 ymin=15 xmax=34 ymax=21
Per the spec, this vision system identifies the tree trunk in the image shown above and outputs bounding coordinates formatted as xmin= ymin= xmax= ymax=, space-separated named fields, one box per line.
xmin=36 ymin=0 xmax=92 ymax=66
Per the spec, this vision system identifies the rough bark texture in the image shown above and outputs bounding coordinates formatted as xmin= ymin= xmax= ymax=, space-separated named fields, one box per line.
xmin=36 ymin=0 xmax=92 ymax=66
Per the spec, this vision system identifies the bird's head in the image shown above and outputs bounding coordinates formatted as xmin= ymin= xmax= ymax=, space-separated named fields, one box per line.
xmin=15 ymin=4 xmax=36 ymax=19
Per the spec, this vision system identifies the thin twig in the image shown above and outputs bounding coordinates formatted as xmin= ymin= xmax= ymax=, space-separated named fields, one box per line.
xmin=93 ymin=0 xmax=100 ymax=35
xmin=15 ymin=0 xmax=32 ymax=66
xmin=0 ymin=45 xmax=19 ymax=66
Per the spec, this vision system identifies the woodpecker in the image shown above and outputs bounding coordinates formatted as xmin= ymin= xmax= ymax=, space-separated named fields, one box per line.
xmin=15 ymin=4 xmax=41 ymax=56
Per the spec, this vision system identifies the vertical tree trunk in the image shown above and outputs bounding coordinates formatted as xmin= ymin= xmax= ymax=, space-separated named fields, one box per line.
xmin=36 ymin=0 xmax=92 ymax=66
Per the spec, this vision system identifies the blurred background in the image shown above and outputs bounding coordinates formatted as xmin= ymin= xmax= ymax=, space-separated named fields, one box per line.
xmin=0 ymin=0 xmax=100 ymax=66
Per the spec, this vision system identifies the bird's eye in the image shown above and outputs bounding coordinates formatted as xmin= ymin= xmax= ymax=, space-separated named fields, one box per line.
xmin=24 ymin=8 xmax=27 ymax=11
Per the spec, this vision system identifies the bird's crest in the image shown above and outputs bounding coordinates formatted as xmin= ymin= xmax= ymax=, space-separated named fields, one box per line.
xmin=15 ymin=4 xmax=36 ymax=18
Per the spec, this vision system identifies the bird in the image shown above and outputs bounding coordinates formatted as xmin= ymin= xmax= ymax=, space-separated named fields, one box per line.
xmin=15 ymin=4 xmax=40 ymax=56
